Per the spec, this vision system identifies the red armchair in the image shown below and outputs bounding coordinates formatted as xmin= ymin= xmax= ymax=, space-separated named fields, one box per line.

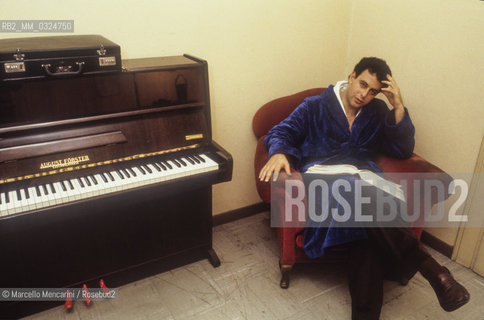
xmin=253 ymin=88 xmax=453 ymax=288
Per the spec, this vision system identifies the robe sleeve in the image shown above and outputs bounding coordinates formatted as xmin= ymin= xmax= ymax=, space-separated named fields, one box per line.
xmin=381 ymin=107 xmax=415 ymax=159
xmin=264 ymin=99 xmax=312 ymax=165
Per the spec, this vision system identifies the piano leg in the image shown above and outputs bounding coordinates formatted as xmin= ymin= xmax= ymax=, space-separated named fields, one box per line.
xmin=207 ymin=248 xmax=221 ymax=267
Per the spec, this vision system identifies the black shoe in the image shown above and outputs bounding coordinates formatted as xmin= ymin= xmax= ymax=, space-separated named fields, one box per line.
xmin=430 ymin=267 xmax=470 ymax=312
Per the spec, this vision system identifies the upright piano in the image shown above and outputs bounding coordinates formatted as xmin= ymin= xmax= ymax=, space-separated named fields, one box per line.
xmin=0 ymin=54 xmax=232 ymax=317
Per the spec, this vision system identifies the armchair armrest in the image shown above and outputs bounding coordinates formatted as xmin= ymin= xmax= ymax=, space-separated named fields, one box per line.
xmin=377 ymin=153 xmax=451 ymax=174
xmin=376 ymin=153 xmax=454 ymax=238
xmin=376 ymin=153 xmax=453 ymax=201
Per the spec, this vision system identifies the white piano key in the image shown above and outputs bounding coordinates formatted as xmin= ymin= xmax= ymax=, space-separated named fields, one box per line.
xmin=7 ymin=190 xmax=16 ymax=215
xmin=37 ymin=185 xmax=50 ymax=209
xmin=17 ymin=189 xmax=30 ymax=213
xmin=107 ymin=171 xmax=123 ymax=192
xmin=9 ymin=190 xmax=21 ymax=214
xmin=70 ymin=179 xmax=84 ymax=201
xmin=146 ymin=164 xmax=165 ymax=183
xmin=82 ymin=176 xmax=98 ymax=198
xmin=26 ymin=187 xmax=37 ymax=211
xmin=93 ymin=174 xmax=109 ymax=196
xmin=107 ymin=172 xmax=121 ymax=192
xmin=68 ymin=179 xmax=82 ymax=201
xmin=93 ymin=173 xmax=110 ymax=195
xmin=52 ymin=181 xmax=69 ymax=205
xmin=62 ymin=180 xmax=74 ymax=202
xmin=81 ymin=177 xmax=97 ymax=199
xmin=44 ymin=184 xmax=57 ymax=207
xmin=130 ymin=167 xmax=146 ymax=187
xmin=0 ymin=193 xmax=8 ymax=216
xmin=27 ymin=187 xmax=39 ymax=210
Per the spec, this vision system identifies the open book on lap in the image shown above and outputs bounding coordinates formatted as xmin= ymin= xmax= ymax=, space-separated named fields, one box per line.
xmin=305 ymin=164 xmax=406 ymax=202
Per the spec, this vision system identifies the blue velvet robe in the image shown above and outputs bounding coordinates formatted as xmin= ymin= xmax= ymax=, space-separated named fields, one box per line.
xmin=264 ymin=85 xmax=415 ymax=258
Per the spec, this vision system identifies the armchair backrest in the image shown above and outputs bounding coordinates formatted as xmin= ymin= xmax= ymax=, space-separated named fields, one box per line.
xmin=252 ymin=88 xmax=325 ymax=139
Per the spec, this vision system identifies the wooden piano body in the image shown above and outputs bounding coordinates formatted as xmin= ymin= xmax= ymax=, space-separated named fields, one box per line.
xmin=0 ymin=55 xmax=232 ymax=318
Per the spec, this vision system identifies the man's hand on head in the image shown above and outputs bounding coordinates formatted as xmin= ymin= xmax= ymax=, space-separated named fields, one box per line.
xmin=381 ymin=75 xmax=405 ymax=123
xmin=381 ymin=75 xmax=404 ymax=110
xmin=259 ymin=153 xmax=291 ymax=182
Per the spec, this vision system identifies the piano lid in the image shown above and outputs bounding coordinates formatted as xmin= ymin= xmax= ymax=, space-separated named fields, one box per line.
xmin=0 ymin=73 xmax=138 ymax=130
xmin=0 ymin=55 xmax=214 ymax=183
xmin=0 ymin=56 xmax=208 ymax=134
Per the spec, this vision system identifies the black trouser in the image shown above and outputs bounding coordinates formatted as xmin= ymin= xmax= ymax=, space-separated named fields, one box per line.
xmin=347 ymin=227 xmax=430 ymax=320
xmin=303 ymin=174 xmax=431 ymax=319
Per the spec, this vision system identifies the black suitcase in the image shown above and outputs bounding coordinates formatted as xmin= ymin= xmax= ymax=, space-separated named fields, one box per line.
xmin=0 ymin=34 xmax=121 ymax=81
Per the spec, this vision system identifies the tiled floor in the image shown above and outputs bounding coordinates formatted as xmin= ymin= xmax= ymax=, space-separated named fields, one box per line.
xmin=24 ymin=212 xmax=483 ymax=319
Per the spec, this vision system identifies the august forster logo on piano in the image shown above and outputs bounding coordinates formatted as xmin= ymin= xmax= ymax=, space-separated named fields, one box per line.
xmin=40 ymin=155 xmax=90 ymax=170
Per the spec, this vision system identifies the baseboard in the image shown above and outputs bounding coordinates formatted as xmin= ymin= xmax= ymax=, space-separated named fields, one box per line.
xmin=213 ymin=202 xmax=269 ymax=226
xmin=420 ymin=230 xmax=454 ymax=258
xmin=213 ymin=205 xmax=455 ymax=259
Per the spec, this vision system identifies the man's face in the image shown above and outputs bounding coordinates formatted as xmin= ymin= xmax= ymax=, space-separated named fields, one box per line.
xmin=345 ymin=69 xmax=383 ymax=109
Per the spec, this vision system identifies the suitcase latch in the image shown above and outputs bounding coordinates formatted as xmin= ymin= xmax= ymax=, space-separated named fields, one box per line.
xmin=96 ymin=44 xmax=117 ymax=67
xmin=13 ymin=48 xmax=25 ymax=61
xmin=4 ymin=49 xmax=26 ymax=74
xmin=97 ymin=44 xmax=107 ymax=56
xmin=4 ymin=62 xmax=26 ymax=73
xmin=99 ymin=56 xmax=117 ymax=67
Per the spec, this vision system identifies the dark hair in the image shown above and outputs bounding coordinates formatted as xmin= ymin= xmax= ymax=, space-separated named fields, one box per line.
xmin=353 ymin=57 xmax=392 ymax=83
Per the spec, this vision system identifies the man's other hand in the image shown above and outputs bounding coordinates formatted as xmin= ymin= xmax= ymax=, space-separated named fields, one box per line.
xmin=259 ymin=153 xmax=291 ymax=182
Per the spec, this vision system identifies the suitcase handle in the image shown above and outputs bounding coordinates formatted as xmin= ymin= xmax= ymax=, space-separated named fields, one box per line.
xmin=42 ymin=62 xmax=85 ymax=77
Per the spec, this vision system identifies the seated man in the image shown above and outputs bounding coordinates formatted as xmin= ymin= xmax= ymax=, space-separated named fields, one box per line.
xmin=259 ymin=57 xmax=469 ymax=319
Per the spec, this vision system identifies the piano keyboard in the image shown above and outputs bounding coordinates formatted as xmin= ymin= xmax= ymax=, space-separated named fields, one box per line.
xmin=0 ymin=153 xmax=218 ymax=217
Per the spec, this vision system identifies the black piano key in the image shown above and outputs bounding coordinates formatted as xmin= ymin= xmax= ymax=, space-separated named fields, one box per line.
xmin=24 ymin=188 xmax=30 ymax=199
xmin=35 ymin=185 xmax=41 ymax=197
xmin=77 ymin=177 xmax=85 ymax=188
xmin=186 ymin=156 xmax=195 ymax=165
xmin=90 ymin=175 xmax=98 ymax=185
xmin=16 ymin=189 xmax=22 ymax=201
xmin=164 ymin=161 xmax=173 ymax=170
xmin=152 ymin=163 xmax=162 ymax=172
xmin=158 ymin=162 xmax=167 ymax=170
xmin=5 ymin=192 xmax=10 ymax=203
xmin=178 ymin=158 xmax=187 ymax=166
xmin=191 ymin=155 xmax=201 ymax=164
xmin=60 ymin=181 xmax=67 ymax=192
xmin=100 ymin=172 xmax=109 ymax=183
xmin=49 ymin=183 xmax=56 ymax=194
xmin=67 ymin=180 xmax=75 ymax=190
xmin=106 ymin=171 xmax=115 ymax=182
xmin=115 ymin=170 xmax=125 ymax=180
xmin=122 ymin=168 xmax=131 ymax=178
xmin=142 ymin=164 xmax=152 ymax=174
xmin=83 ymin=177 xmax=91 ymax=187
xmin=172 ymin=159 xmax=181 ymax=168
xmin=127 ymin=168 xmax=136 ymax=177
xmin=42 ymin=184 xmax=49 ymax=195
xmin=163 ymin=162 xmax=170 ymax=170
xmin=194 ymin=155 xmax=205 ymax=163
xmin=0 ymin=193 xmax=2 ymax=204
xmin=137 ymin=166 xmax=146 ymax=175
